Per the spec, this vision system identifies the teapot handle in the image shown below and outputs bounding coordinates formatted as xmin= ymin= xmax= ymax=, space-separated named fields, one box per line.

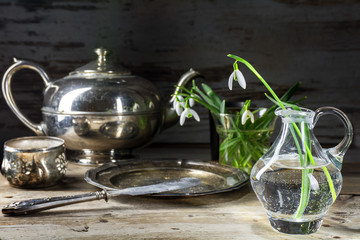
xmin=313 ymin=106 xmax=353 ymax=168
xmin=2 ymin=58 xmax=50 ymax=135
xmin=169 ymin=68 xmax=202 ymax=103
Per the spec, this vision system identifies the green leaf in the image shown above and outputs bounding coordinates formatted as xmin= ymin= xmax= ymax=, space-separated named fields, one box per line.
xmin=201 ymin=83 xmax=222 ymax=106
xmin=280 ymin=82 xmax=301 ymax=102
xmin=220 ymin=100 xmax=226 ymax=114
xmin=219 ymin=137 xmax=240 ymax=151
xmin=282 ymin=102 xmax=302 ymax=111
xmin=193 ymin=86 xmax=219 ymax=111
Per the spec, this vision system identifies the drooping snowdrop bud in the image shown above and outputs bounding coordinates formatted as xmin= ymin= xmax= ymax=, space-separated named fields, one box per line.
xmin=189 ymin=94 xmax=200 ymax=107
xmin=235 ymin=70 xmax=246 ymax=89
xmin=228 ymin=70 xmax=246 ymax=90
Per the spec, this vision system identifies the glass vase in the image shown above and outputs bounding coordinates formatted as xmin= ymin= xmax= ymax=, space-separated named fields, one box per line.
xmin=250 ymin=107 xmax=353 ymax=234
xmin=211 ymin=110 xmax=275 ymax=174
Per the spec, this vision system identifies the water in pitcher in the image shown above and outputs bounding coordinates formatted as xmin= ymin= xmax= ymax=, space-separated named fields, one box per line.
xmin=251 ymin=156 xmax=342 ymax=234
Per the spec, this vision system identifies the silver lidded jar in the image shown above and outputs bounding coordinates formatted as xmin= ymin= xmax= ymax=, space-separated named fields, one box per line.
xmin=2 ymin=48 xmax=201 ymax=165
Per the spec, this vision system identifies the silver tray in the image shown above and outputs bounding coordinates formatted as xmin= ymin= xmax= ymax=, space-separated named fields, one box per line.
xmin=85 ymin=159 xmax=249 ymax=196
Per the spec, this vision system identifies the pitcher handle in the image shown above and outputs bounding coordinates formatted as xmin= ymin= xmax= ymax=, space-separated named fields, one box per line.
xmin=2 ymin=58 xmax=50 ymax=135
xmin=313 ymin=106 xmax=353 ymax=169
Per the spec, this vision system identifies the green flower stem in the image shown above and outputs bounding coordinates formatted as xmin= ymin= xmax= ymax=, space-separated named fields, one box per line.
xmin=228 ymin=54 xmax=337 ymax=219
xmin=294 ymin=168 xmax=312 ymax=219
xmin=175 ymin=91 xmax=219 ymax=113
xmin=292 ymin=123 xmax=313 ymax=218
xmin=323 ymin=166 xmax=337 ymax=201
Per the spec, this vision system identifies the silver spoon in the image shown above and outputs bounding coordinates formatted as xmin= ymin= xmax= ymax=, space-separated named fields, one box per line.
xmin=2 ymin=177 xmax=201 ymax=216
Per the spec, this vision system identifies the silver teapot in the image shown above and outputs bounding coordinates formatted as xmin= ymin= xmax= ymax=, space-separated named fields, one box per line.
xmin=2 ymin=48 xmax=200 ymax=165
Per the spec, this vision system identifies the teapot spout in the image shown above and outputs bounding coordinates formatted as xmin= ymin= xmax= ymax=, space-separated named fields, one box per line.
xmin=163 ymin=69 xmax=202 ymax=130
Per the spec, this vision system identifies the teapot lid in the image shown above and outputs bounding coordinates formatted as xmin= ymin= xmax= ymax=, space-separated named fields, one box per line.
xmin=69 ymin=48 xmax=131 ymax=76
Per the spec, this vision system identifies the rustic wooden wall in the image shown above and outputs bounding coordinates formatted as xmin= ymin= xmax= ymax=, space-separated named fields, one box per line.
xmin=0 ymin=0 xmax=359 ymax=153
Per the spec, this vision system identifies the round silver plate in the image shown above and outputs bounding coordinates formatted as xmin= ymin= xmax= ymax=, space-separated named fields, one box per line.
xmin=84 ymin=159 xmax=249 ymax=196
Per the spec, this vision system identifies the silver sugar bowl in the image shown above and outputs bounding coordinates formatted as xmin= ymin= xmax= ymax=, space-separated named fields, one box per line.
xmin=2 ymin=48 xmax=200 ymax=165
xmin=1 ymin=136 xmax=66 ymax=188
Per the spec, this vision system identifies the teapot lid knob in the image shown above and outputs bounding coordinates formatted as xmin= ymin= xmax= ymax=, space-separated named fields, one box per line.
xmin=95 ymin=48 xmax=109 ymax=68
xmin=69 ymin=47 xmax=131 ymax=75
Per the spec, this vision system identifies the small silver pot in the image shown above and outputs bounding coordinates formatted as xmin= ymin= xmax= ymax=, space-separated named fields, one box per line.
xmin=1 ymin=136 xmax=66 ymax=188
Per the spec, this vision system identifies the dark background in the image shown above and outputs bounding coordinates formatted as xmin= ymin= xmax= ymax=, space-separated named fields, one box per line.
xmin=0 ymin=0 xmax=359 ymax=157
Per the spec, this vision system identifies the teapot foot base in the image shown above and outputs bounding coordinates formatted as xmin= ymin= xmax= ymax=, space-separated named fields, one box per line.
xmin=66 ymin=149 xmax=135 ymax=166
xmin=268 ymin=216 xmax=323 ymax=235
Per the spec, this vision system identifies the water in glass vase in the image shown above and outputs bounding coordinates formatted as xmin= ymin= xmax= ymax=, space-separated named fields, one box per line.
xmin=251 ymin=156 xmax=342 ymax=234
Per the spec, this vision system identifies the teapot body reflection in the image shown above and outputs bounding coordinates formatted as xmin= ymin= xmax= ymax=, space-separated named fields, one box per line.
xmin=2 ymin=48 xmax=201 ymax=165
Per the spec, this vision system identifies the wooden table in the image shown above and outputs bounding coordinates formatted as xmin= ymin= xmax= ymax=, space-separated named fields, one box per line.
xmin=0 ymin=146 xmax=359 ymax=240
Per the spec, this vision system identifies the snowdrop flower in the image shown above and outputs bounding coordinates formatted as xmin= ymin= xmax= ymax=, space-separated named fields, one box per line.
xmin=241 ymin=109 xmax=255 ymax=125
xmin=189 ymin=93 xmax=200 ymax=107
xmin=180 ymin=107 xmax=200 ymax=126
xmin=228 ymin=69 xmax=246 ymax=90
xmin=173 ymin=95 xmax=185 ymax=116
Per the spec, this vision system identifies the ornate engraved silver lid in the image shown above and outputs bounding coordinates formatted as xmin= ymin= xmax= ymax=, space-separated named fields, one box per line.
xmin=41 ymin=48 xmax=161 ymax=115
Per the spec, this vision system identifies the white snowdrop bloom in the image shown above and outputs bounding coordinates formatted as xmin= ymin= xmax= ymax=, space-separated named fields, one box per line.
xmin=235 ymin=69 xmax=246 ymax=89
xmin=173 ymin=95 xmax=185 ymax=116
xmin=241 ymin=109 xmax=255 ymax=125
xmin=180 ymin=107 xmax=200 ymax=126
xmin=228 ymin=69 xmax=246 ymax=90
xmin=228 ymin=72 xmax=235 ymax=90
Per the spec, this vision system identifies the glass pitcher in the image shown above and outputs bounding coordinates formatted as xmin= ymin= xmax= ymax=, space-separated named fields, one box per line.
xmin=250 ymin=106 xmax=353 ymax=234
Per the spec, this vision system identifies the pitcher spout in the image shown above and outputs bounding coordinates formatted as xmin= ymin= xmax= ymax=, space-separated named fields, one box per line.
xmin=163 ymin=69 xmax=202 ymax=130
